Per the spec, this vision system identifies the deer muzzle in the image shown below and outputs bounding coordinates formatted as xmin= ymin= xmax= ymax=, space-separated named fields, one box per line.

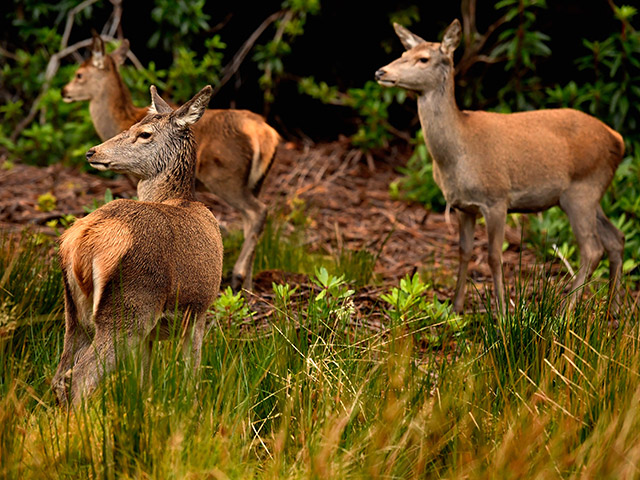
xmin=86 ymin=148 xmax=109 ymax=171
xmin=374 ymin=69 xmax=395 ymax=87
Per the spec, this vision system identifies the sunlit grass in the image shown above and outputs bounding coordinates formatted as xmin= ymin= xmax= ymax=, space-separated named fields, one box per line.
xmin=1 ymin=229 xmax=639 ymax=478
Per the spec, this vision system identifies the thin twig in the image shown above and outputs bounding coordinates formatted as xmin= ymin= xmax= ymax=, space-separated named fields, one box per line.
xmin=211 ymin=11 xmax=284 ymax=99
xmin=106 ymin=0 xmax=123 ymax=39
xmin=61 ymin=0 xmax=101 ymax=49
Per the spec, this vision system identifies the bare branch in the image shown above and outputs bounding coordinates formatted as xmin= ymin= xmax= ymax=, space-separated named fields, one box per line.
xmin=106 ymin=0 xmax=123 ymax=39
xmin=455 ymin=1 xmax=508 ymax=77
xmin=61 ymin=0 xmax=101 ymax=50
xmin=211 ymin=11 xmax=285 ymax=98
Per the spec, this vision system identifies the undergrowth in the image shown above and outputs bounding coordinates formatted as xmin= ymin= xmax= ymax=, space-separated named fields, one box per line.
xmin=1 ymin=229 xmax=639 ymax=478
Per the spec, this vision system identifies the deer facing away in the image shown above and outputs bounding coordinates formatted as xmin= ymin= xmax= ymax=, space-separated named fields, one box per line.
xmin=51 ymin=85 xmax=223 ymax=406
xmin=62 ymin=33 xmax=280 ymax=291
xmin=375 ymin=19 xmax=625 ymax=315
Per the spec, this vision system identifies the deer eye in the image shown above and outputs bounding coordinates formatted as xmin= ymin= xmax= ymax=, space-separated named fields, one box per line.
xmin=419 ymin=57 xmax=429 ymax=64
xmin=76 ymin=73 xmax=83 ymax=79
xmin=137 ymin=131 xmax=152 ymax=141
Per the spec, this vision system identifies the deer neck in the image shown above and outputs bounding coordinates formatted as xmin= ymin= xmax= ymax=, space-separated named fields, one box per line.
xmin=88 ymin=74 xmax=148 ymax=141
xmin=136 ymin=134 xmax=197 ymax=204
xmin=417 ymin=77 xmax=465 ymax=167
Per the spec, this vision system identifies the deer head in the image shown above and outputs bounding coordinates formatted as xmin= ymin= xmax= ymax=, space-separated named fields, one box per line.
xmin=62 ymin=33 xmax=130 ymax=103
xmin=375 ymin=19 xmax=461 ymax=93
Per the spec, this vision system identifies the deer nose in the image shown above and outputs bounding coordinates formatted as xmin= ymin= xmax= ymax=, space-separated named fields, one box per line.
xmin=374 ymin=69 xmax=386 ymax=81
xmin=86 ymin=149 xmax=96 ymax=160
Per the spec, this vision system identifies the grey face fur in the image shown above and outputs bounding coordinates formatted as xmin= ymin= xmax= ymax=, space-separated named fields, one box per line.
xmin=86 ymin=85 xmax=211 ymax=180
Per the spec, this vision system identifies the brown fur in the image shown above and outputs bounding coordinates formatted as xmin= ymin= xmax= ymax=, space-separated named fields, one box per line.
xmin=376 ymin=19 xmax=625 ymax=316
xmin=62 ymin=34 xmax=281 ymax=291
xmin=52 ymin=86 xmax=223 ymax=406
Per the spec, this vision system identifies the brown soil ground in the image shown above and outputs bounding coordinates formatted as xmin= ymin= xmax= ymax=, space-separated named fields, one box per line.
xmin=0 ymin=140 xmax=592 ymax=319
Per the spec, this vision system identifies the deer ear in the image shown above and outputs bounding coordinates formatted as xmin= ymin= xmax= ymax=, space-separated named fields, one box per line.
xmin=149 ymin=86 xmax=173 ymax=114
xmin=111 ymin=39 xmax=130 ymax=67
xmin=441 ymin=19 xmax=462 ymax=55
xmin=171 ymin=85 xmax=212 ymax=128
xmin=393 ymin=23 xmax=426 ymax=50
xmin=90 ymin=31 xmax=106 ymax=69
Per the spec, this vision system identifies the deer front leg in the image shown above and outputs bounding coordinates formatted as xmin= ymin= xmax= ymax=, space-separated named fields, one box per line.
xmin=67 ymin=329 xmax=119 ymax=406
xmin=482 ymin=204 xmax=508 ymax=316
xmin=52 ymin=327 xmax=92 ymax=406
xmin=453 ymin=209 xmax=476 ymax=313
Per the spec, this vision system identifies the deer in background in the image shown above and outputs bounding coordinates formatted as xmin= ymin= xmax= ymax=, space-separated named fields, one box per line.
xmin=375 ymin=19 xmax=625 ymax=316
xmin=62 ymin=33 xmax=281 ymax=291
xmin=52 ymin=85 xmax=223 ymax=406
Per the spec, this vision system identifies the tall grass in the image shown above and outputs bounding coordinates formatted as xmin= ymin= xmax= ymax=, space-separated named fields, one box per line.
xmin=1 ymin=230 xmax=639 ymax=478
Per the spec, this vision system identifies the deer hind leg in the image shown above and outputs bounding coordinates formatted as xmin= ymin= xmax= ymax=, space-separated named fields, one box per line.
xmin=52 ymin=279 xmax=93 ymax=406
xmin=68 ymin=305 xmax=161 ymax=406
xmin=560 ymin=193 xmax=604 ymax=311
xmin=481 ymin=203 xmax=508 ymax=316
xmin=452 ymin=209 xmax=476 ymax=313
xmin=596 ymin=205 xmax=625 ymax=315
xmin=229 ymin=192 xmax=268 ymax=292
xmin=180 ymin=310 xmax=208 ymax=370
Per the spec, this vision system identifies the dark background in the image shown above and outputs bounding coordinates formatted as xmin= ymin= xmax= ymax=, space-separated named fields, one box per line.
xmin=0 ymin=1 xmax=624 ymax=142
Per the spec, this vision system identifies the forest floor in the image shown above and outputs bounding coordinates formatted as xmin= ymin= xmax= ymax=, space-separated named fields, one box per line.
xmin=0 ymin=140 xmax=562 ymax=318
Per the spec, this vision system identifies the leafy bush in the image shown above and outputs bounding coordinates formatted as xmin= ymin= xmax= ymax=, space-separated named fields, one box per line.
xmin=299 ymin=78 xmax=407 ymax=151
xmin=1 ymin=0 xmax=317 ymax=168
xmin=388 ymin=131 xmax=447 ymax=212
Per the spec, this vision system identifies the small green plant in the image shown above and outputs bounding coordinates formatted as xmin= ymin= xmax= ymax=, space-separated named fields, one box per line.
xmin=46 ymin=213 xmax=76 ymax=235
xmin=272 ymin=282 xmax=298 ymax=317
xmin=313 ymin=266 xmax=353 ymax=302
xmin=83 ymin=188 xmax=114 ymax=214
xmin=310 ymin=266 xmax=355 ymax=327
xmin=212 ymin=286 xmax=252 ymax=328
xmin=381 ymin=273 xmax=464 ymax=345
xmin=36 ymin=192 xmax=57 ymax=212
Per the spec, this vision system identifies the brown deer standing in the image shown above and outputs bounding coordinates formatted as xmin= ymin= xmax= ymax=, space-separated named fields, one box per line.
xmin=62 ymin=33 xmax=280 ymax=291
xmin=375 ymin=19 xmax=625 ymax=315
xmin=52 ymin=85 xmax=223 ymax=406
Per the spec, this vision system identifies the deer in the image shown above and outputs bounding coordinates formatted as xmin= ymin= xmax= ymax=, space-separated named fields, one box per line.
xmin=61 ymin=33 xmax=281 ymax=292
xmin=375 ymin=19 xmax=625 ymax=316
xmin=51 ymin=85 xmax=224 ymax=406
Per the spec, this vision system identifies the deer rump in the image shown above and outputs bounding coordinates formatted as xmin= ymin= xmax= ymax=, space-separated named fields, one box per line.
xmin=60 ymin=199 xmax=222 ymax=325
